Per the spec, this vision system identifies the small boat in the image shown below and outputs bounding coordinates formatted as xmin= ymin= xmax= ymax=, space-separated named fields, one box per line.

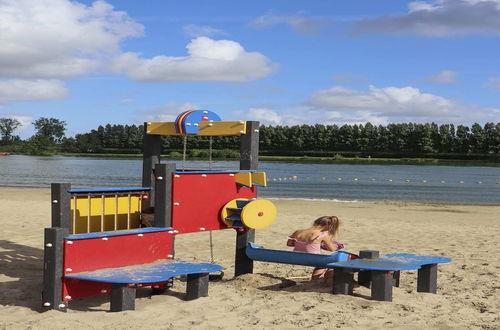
xmin=0 ymin=152 xmax=10 ymax=156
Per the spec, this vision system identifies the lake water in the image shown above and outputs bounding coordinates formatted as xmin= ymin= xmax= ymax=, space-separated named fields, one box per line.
xmin=0 ymin=155 xmax=498 ymax=205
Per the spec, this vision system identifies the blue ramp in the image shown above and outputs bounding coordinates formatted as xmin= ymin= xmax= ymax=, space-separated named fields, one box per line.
xmin=246 ymin=243 xmax=354 ymax=268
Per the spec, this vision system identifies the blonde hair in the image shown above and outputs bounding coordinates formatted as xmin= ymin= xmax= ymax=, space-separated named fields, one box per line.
xmin=313 ymin=216 xmax=340 ymax=238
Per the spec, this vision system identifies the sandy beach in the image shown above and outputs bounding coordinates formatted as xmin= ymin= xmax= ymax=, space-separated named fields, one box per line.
xmin=0 ymin=187 xmax=498 ymax=329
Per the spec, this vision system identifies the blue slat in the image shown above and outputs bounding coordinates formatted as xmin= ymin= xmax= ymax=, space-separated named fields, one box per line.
xmin=246 ymin=243 xmax=352 ymax=268
xmin=68 ymin=187 xmax=151 ymax=194
xmin=225 ymin=215 xmax=241 ymax=221
xmin=65 ymin=227 xmax=173 ymax=240
xmin=65 ymin=261 xmax=223 ymax=284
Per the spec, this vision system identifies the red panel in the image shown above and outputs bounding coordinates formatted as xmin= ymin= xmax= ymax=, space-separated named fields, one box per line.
xmin=171 ymin=173 xmax=257 ymax=234
xmin=62 ymin=231 xmax=173 ymax=301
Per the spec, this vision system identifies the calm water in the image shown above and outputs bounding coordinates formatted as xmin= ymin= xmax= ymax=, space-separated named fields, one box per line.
xmin=0 ymin=155 xmax=499 ymax=205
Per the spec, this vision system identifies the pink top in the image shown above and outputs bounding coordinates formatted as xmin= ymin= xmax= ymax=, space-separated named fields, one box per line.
xmin=289 ymin=231 xmax=329 ymax=254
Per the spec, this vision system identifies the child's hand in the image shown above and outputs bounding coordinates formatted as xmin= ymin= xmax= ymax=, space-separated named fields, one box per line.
xmin=333 ymin=241 xmax=344 ymax=250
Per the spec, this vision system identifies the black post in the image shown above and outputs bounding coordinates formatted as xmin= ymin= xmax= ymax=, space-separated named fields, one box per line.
xmin=358 ymin=250 xmax=379 ymax=288
xmin=393 ymin=271 xmax=401 ymax=287
xmin=51 ymin=183 xmax=71 ymax=230
xmin=153 ymin=163 xmax=176 ymax=228
xmin=371 ymin=271 xmax=393 ymax=301
xmin=417 ymin=264 xmax=438 ymax=293
xmin=235 ymin=121 xmax=259 ymax=277
xmin=142 ymin=123 xmax=162 ymax=209
xmin=186 ymin=273 xmax=209 ymax=300
xmin=42 ymin=227 xmax=69 ymax=312
xmin=332 ymin=268 xmax=354 ymax=295
xmin=110 ymin=284 xmax=136 ymax=312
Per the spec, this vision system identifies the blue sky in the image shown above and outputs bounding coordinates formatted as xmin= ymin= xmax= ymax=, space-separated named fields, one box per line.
xmin=0 ymin=0 xmax=499 ymax=138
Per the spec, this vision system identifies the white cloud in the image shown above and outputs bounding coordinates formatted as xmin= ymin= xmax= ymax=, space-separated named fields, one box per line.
xmin=250 ymin=12 xmax=331 ymax=35
xmin=0 ymin=79 xmax=69 ymax=103
xmin=353 ymin=0 xmax=500 ymax=37
xmin=419 ymin=70 xmax=459 ymax=83
xmin=0 ymin=112 xmax=33 ymax=128
xmin=237 ymin=108 xmax=282 ymax=125
xmin=139 ymin=102 xmax=201 ymax=123
xmin=305 ymin=85 xmax=499 ymax=124
xmin=182 ymin=24 xmax=227 ymax=37
xmin=0 ymin=0 xmax=144 ymax=80
xmin=112 ymin=37 xmax=276 ymax=82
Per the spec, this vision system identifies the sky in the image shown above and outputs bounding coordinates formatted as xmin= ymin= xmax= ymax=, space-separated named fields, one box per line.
xmin=0 ymin=0 xmax=499 ymax=138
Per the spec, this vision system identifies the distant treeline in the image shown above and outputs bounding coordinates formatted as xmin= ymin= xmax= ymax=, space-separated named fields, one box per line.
xmin=58 ymin=122 xmax=499 ymax=158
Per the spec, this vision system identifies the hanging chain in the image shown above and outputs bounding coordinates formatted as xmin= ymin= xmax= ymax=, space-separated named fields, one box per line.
xmin=208 ymin=136 xmax=213 ymax=170
xmin=209 ymin=231 xmax=215 ymax=263
xmin=182 ymin=135 xmax=187 ymax=171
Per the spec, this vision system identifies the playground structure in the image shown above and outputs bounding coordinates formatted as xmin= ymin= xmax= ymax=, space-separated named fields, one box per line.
xmin=41 ymin=109 xmax=452 ymax=311
xmin=42 ymin=110 xmax=277 ymax=312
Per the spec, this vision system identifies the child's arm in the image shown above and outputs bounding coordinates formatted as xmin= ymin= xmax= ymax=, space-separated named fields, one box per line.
xmin=287 ymin=231 xmax=298 ymax=247
xmin=321 ymin=237 xmax=339 ymax=252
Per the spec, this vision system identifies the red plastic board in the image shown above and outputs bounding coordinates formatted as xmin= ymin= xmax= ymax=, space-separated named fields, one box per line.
xmin=171 ymin=172 xmax=257 ymax=234
xmin=62 ymin=231 xmax=173 ymax=300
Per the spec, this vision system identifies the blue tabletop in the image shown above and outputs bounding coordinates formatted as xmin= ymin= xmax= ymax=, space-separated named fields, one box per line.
xmin=65 ymin=260 xmax=223 ymax=284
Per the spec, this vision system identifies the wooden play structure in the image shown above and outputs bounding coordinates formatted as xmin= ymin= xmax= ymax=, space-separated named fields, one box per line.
xmin=42 ymin=110 xmax=277 ymax=312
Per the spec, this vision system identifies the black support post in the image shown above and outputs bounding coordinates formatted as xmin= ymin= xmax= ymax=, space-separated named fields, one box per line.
xmin=153 ymin=163 xmax=176 ymax=228
xmin=371 ymin=271 xmax=393 ymax=301
xmin=417 ymin=264 xmax=438 ymax=293
xmin=186 ymin=273 xmax=209 ymax=300
xmin=42 ymin=227 xmax=69 ymax=312
xmin=235 ymin=121 xmax=260 ymax=277
xmin=51 ymin=183 xmax=71 ymax=230
xmin=110 ymin=284 xmax=136 ymax=312
xmin=358 ymin=250 xmax=379 ymax=288
xmin=332 ymin=268 xmax=354 ymax=295
xmin=393 ymin=271 xmax=401 ymax=287
xmin=142 ymin=123 xmax=162 ymax=209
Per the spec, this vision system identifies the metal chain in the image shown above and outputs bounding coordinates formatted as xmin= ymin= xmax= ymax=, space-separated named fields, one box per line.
xmin=209 ymin=231 xmax=215 ymax=263
xmin=182 ymin=135 xmax=187 ymax=171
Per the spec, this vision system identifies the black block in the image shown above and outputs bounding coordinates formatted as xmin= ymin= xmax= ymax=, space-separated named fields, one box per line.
xmin=332 ymin=268 xmax=354 ymax=295
xmin=110 ymin=284 xmax=136 ymax=312
xmin=371 ymin=271 xmax=393 ymax=301
xmin=186 ymin=273 xmax=209 ymax=300
xmin=417 ymin=264 xmax=437 ymax=293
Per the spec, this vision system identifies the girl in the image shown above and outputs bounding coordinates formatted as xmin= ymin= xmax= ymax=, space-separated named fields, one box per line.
xmin=287 ymin=215 xmax=341 ymax=280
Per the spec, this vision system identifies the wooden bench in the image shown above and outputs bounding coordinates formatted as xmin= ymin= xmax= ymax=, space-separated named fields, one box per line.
xmin=60 ymin=227 xmax=222 ymax=311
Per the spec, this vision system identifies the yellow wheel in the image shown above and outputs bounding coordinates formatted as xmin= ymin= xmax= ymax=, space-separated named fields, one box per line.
xmin=240 ymin=199 xmax=277 ymax=229
xmin=220 ymin=198 xmax=249 ymax=227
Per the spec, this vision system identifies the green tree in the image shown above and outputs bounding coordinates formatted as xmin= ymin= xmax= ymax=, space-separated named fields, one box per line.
xmin=33 ymin=117 xmax=66 ymax=143
xmin=0 ymin=118 xmax=21 ymax=144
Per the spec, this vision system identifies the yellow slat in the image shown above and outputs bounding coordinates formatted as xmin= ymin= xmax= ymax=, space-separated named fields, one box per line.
xmin=251 ymin=172 xmax=267 ymax=187
xmin=145 ymin=121 xmax=246 ymax=136
xmin=235 ymin=172 xmax=253 ymax=187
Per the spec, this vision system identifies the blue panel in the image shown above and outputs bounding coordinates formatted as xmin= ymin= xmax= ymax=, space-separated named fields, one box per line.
xmin=68 ymin=187 xmax=151 ymax=194
xmin=384 ymin=253 xmax=452 ymax=265
xmin=245 ymin=243 xmax=352 ymax=268
xmin=65 ymin=261 xmax=223 ymax=284
xmin=65 ymin=227 xmax=173 ymax=240
xmin=180 ymin=110 xmax=221 ymax=134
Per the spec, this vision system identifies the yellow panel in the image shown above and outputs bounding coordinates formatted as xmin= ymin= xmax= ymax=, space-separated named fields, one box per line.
xmin=145 ymin=121 xmax=247 ymax=136
xmin=235 ymin=172 xmax=253 ymax=187
xmin=70 ymin=194 xmax=141 ymax=234
xmin=251 ymin=172 xmax=267 ymax=187
xmin=197 ymin=121 xmax=246 ymax=136
xmin=240 ymin=199 xmax=277 ymax=230
xmin=146 ymin=122 xmax=178 ymax=135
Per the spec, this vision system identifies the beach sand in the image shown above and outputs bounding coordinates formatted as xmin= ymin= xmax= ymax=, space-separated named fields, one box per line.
xmin=0 ymin=187 xmax=498 ymax=329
